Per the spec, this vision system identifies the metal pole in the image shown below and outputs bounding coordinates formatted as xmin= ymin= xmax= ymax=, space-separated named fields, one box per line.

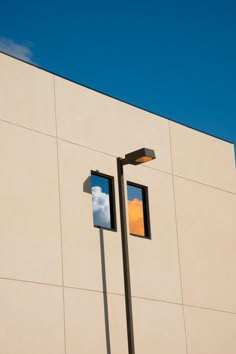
xmin=117 ymin=157 xmax=135 ymax=354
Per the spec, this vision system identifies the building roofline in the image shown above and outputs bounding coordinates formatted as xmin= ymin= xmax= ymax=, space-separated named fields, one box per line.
xmin=0 ymin=50 xmax=234 ymax=145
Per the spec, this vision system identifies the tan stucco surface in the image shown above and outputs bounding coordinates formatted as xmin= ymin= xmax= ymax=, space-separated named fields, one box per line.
xmin=0 ymin=279 xmax=65 ymax=354
xmin=185 ymin=306 xmax=236 ymax=354
xmin=174 ymin=176 xmax=236 ymax=313
xmin=170 ymin=121 xmax=236 ymax=193
xmin=0 ymin=54 xmax=56 ymax=135
xmin=54 ymin=76 xmax=172 ymax=174
xmin=0 ymin=121 xmax=62 ymax=285
xmin=0 ymin=52 xmax=235 ymax=354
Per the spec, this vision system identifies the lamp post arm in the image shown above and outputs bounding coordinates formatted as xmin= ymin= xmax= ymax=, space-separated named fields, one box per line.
xmin=117 ymin=157 xmax=135 ymax=354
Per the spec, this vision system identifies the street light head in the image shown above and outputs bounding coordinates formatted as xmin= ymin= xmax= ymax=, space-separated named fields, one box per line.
xmin=122 ymin=147 xmax=156 ymax=166
xmin=135 ymin=155 xmax=153 ymax=163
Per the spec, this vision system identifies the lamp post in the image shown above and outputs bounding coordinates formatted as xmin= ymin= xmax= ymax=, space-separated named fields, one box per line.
xmin=117 ymin=148 xmax=156 ymax=354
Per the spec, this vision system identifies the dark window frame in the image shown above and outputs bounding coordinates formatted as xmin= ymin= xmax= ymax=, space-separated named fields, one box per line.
xmin=91 ymin=170 xmax=117 ymax=232
xmin=127 ymin=181 xmax=151 ymax=239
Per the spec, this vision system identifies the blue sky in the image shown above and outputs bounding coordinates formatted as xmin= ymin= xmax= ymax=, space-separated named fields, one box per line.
xmin=127 ymin=185 xmax=143 ymax=201
xmin=91 ymin=174 xmax=110 ymax=195
xmin=0 ymin=0 xmax=235 ymax=146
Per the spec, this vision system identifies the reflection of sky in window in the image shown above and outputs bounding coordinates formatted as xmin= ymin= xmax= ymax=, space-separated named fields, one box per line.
xmin=91 ymin=174 xmax=109 ymax=194
xmin=127 ymin=184 xmax=143 ymax=201
xmin=127 ymin=184 xmax=145 ymax=236
xmin=91 ymin=174 xmax=111 ymax=228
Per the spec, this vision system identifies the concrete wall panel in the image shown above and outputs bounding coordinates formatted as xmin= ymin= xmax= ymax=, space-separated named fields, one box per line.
xmin=125 ymin=164 xmax=182 ymax=303
xmin=0 ymin=279 xmax=65 ymax=354
xmin=54 ymin=76 xmax=172 ymax=174
xmin=133 ymin=298 xmax=187 ymax=354
xmin=64 ymin=288 xmax=128 ymax=354
xmin=0 ymin=53 xmax=56 ymax=135
xmin=0 ymin=122 xmax=62 ymax=285
xmin=174 ymin=176 xmax=236 ymax=312
xmin=170 ymin=121 xmax=236 ymax=193
xmin=185 ymin=306 xmax=236 ymax=354
xmin=58 ymin=140 xmax=124 ymax=294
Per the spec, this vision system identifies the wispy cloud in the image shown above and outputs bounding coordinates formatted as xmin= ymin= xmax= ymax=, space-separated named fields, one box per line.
xmin=0 ymin=37 xmax=34 ymax=63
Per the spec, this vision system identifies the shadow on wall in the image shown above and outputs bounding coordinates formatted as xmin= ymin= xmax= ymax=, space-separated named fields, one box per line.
xmin=99 ymin=228 xmax=111 ymax=354
xmin=83 ymin=176 xmax=111 ymax=354
xmin=83 ymin=176 xmax=91 ymax=194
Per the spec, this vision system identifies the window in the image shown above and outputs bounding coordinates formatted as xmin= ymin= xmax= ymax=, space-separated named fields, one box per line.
xmin=91 ymin=171 xmax=116 ymax=230
xmin=127 ymin=182 xmax=151 ymax=238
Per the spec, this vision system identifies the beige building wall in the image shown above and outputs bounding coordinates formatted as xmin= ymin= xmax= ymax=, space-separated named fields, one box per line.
xmin=0 ymin=51 xmax=235 ymax=354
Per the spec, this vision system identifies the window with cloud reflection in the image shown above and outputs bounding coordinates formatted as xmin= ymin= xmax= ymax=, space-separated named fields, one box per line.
xmin=91 ymin=172 xmax=116 ymax=230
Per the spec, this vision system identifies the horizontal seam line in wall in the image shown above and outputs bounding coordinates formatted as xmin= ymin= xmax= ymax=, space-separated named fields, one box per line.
xmin=43 ymin=137 xmax=236 ymax=196
xmin=174 ymin=174 xmax=236 ymax=196
xmin=0 ymin=117 xmax=56 ymax=139
xmin=0 ymin=276 xmax=123 ymax=295
xmin=57 ymin=137 xmax=172 ymax=176
xmin=0 ymin=117 xmax=172 ymax=176
xmin=1 ymin=276 xmax=236 ymax=316
xmin=0 ymin=117 xmax=235 ymax=195
xmin=184 ymin=303 xmax=236 ymax=315
xmin=0 ymin=276 xmax=61 ymax=288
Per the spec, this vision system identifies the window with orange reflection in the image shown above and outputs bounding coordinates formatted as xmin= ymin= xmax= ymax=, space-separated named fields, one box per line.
xmin=127 ymin=182 xmax=151 ymax=238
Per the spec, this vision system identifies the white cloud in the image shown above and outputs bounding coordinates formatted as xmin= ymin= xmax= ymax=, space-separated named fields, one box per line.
xmin=0 ymin=37 xmax=33 ymax=63
xmin=92 ymin=186 xmax=111 ymax=228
